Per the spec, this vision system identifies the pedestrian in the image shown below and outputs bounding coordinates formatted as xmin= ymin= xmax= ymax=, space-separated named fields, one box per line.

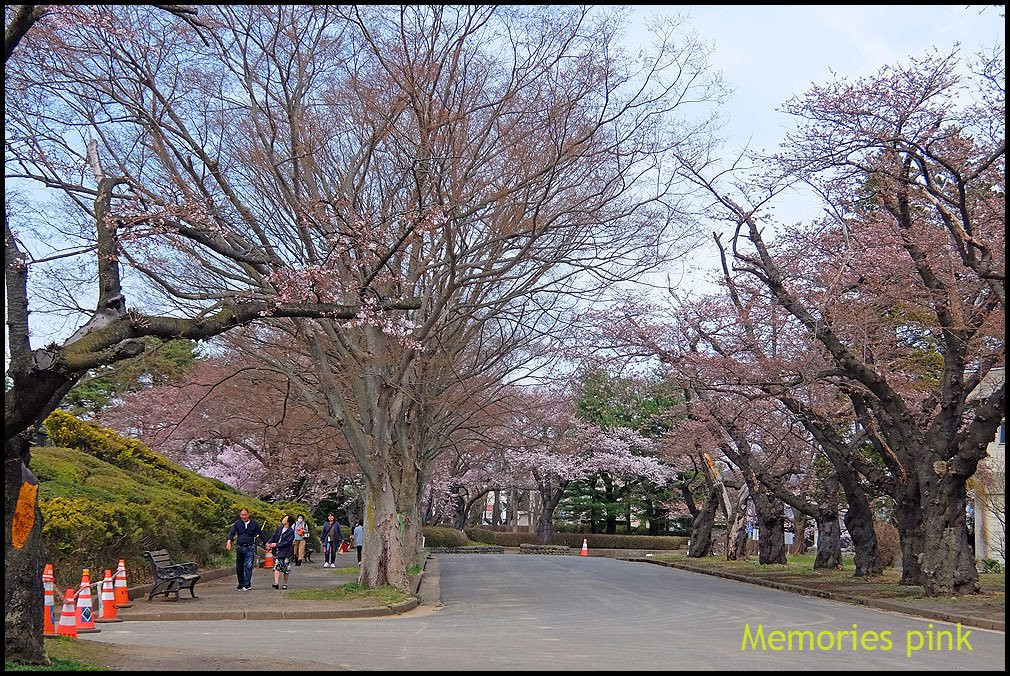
xmin=293 ymin=514 xmax=309 ymax=566
xmin=320 ymin=513 xmax=345 ymax=568
xmin=266 ymin=514 xmax=296 ymax=589
xmin=225 ymin=508 xmax=267 ymax=591
xmin=353 ymin=520 xmax=364 ymax=565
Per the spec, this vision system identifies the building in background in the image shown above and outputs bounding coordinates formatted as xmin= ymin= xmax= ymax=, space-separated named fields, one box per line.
xmin=970 ymin=367 xmax=1005 ymax=567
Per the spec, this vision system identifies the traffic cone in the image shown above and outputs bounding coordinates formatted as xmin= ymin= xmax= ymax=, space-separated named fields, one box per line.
xmin=42 ymin=564 xmax=57 ymax=637
xmin=56 ymin=589 xmax=77 ymax=638
xmin=580 ymin=538 xmax=589 ymax=556
xmin=97 ymin=570 xmax=121 ymax=622
xmin=264 ymin=548 xmax=275 ymax=569
xmin=75 ymin=569 xmax=100 ymax=634
xmin=113 ymin=560 xmax=132 ymax=608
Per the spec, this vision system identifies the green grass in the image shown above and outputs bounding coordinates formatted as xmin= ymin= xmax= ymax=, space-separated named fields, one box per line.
xmin=5 ymin=637 xmax=105 ymax=671
xmin=287 ymin=583 xmax=410 ymax=606
xmin=407 ymin=565 xmax=422 ymax=576
xmin=329 ymin=566 xmax=359 ymax=574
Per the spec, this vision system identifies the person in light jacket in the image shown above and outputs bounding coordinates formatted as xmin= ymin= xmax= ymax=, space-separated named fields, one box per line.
xmin=353 ymin=520 xmax=364 ymax=565
xmin=266 ymin=514 xmax=296 ymax=589
xmin=292 ymin=514 xmax=309 ymax=566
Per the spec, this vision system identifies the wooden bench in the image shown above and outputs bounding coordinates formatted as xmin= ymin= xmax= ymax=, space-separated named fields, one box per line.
xmin=142 ymin=549 xmax=200 ymax=601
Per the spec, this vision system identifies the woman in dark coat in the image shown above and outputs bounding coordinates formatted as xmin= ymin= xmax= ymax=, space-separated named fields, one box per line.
xmin=266 ymin=514 xmax=296 ymax=589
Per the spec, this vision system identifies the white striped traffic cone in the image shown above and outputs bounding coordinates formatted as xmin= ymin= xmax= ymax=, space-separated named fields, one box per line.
xmin=75 ymin=569 xmax=100 ymax=634
xmin=56 ymin=588 xmax=77 ymax=638
xmin=113 ymin=560 xmax=132 ymax=608
xmin=42 ymin=564 xmax=57 ymax=637
xmin=97 ymin=569 xmax=121 ymax=622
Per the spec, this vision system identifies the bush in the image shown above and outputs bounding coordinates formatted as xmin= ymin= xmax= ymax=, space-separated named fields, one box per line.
xmin=980 ymin=558 xmax=1004 ymax=574
xmin=36 ymin=411 xmax=312 ymax=585
xmin=873 ymin=521 xmax=900 ymax=568
xmin=464 ymin=528 xmax=687 ymax=550
xmin=518 ymin=544 xmax=569 ymax=555
xmin=422 ymin=526 xmax=467 ymax=548
xmin=465 ymin=529 xmax=539 ymax=547
xmin=552 ymin=533 xmax=687 ymax=550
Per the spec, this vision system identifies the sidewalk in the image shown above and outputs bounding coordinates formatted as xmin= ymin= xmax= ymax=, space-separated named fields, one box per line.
xmin=623 ymin=557 xmax=1005 ymax=632
xmin=116 ymin=550 xmax=422 ymax=621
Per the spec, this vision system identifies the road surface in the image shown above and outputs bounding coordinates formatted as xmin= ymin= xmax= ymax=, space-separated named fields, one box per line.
xmin=88 ymin=554 xmax=1005 ymax=670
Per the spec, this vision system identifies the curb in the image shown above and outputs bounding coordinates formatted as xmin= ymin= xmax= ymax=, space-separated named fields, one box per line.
xmin=119 ymin=560 xmax=427 ymax=622
xmin=623 ymin=558 xmax=1005 ymax=632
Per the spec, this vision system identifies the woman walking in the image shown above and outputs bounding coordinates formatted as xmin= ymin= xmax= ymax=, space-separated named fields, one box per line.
xmin=353 ymin=520 xmax=364 ymax=565
xmin=266 ymin=514 xmax=296 ymax=589
xmin=320 ymin=513 xmax=344 ymax=568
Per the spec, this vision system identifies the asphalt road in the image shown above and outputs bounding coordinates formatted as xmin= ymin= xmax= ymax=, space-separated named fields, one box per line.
xmin=88 ymin=554 xmax=1004 ymax=670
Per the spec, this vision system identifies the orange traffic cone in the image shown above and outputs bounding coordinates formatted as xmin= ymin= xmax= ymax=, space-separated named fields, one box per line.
xmin=580 ymin=538 xmax=589 ymax=556
xmin=56 ymin=589 xmax=77 ymax=638
xmin=113 ymin=560 xmax=132 ymax=608
xmin=264 ymin=548 xmax=275 ymax=569
xmin=42 ymin=564 xmax=57 ymax=637
xmin=75 ymin=569 xmax=100 ymax=634
xmin=97 ymin=570 xmax=121 ymax=623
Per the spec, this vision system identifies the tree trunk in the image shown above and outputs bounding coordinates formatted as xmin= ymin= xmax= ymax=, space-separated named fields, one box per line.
xmin=5 ymin=443 xmax=46 ymax=665
xmin=726 ymin=490 xmax=750 ymax=561
xmin=603 ymin=475 xmax=617 ymax=534
xmin=790 ymin=510 xmax=808 ymax=555
xmin=813 ymin=473 xmax=842 ymax=569
xmin=919 ymin=474 xmax=980 ymax=596
xmin=535 ymin=483 xmax=564 ymax=544
xmin=688 ymin=486 xmax=719 ymax=558
xmin=894 ymin=480 xmax=924 ymax=585
xmin=814 ymin=515 xmax=842 ymax=569
xmin=359 ymin=457 xmax=420 ymax=592
xmin=507 ymin=487 xmax=518 ymax=533
xmin=836 ymin=465 xmax=883 ymax=577
xmin=753 ymin=493 xmax=787 ymax=564
xmin=491 ymin=489 xmax=502 ymax=527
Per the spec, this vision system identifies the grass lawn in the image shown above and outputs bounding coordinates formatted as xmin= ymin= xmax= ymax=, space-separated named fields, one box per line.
xmin=4 ymin=637 xmax=105 ymax=671
xmin=287 ymin=582 xmax=410 ymax=606
xmin=329 ymin=566 xmax=360 ymax=574
xmin=651 ymin=552 xmax=1004 ymax=626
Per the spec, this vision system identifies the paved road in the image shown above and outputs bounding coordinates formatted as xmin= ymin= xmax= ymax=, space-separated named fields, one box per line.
xmin=89 ymin=555 xmax=1004 ymax=670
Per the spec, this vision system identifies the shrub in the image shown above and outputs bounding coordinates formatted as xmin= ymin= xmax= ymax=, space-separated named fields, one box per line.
xmin=980 ymin=558 xmax=1004 ymax=574
xmin=552 ymin=533 xmax=687 ymax=550
xmin=464 ymin=528 xmax=687 ymax=549
xmin=422 ymin=526 xmax=467 ymax=548
xmin=465 ymin=529 xmax=539 ymax=547
xmin=36 ymin=411 xmax=311 ymax=585
xmin=518 ymin=544 xmax=568 ymax=555
xmin=873 ymin=521 xmax=900 ymax=568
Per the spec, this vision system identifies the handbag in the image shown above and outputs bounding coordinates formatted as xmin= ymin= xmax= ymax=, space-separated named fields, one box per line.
xmin=339 ymin=541 xmax=349 ymax=553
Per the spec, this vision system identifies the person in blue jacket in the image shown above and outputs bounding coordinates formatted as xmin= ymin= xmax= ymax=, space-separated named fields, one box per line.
xmin=266 ymin=514 xmax=296 ymax=589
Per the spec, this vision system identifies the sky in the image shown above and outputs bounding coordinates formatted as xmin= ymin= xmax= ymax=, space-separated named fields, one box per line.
xmin=625 ymin=4 xmax=1005 ymax=292
xmin=5 ymin=5 xmax=1006 ymax=349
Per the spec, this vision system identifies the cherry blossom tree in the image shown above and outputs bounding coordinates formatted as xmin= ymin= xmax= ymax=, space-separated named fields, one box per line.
xmin=5 ymin=6 xmax=416 ymax=660
xmin=675 ymin=51 xmax=1004 ymax=595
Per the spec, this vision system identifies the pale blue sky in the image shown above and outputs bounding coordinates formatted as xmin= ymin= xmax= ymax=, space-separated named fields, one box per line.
xmin=6 ymin=5 xmax=1005 ymax=346
xmin=627 ymin=4 xmax=1004 ymax=290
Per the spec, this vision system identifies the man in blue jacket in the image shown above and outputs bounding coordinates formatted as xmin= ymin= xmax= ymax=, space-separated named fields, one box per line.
xmin=226 ymin=508 xmax=267 ymax=590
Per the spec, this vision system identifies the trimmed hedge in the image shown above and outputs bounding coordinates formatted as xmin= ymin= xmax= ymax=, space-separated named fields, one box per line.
xmin=428 ymin=546 xmax=505 ymax=554
xmin=422 ymin=526 xmax=468 ymax=548
xmin=518 ymin=544 xmax=569 ymax=555
xmin=37 ymin=410 xmax=313 ymax=587
xmin=465 ymin=528 xmax=687 ymax=550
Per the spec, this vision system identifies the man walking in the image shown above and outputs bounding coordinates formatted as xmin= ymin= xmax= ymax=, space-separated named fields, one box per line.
xmin=226 ymin=508 xmax=267 ymax=590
